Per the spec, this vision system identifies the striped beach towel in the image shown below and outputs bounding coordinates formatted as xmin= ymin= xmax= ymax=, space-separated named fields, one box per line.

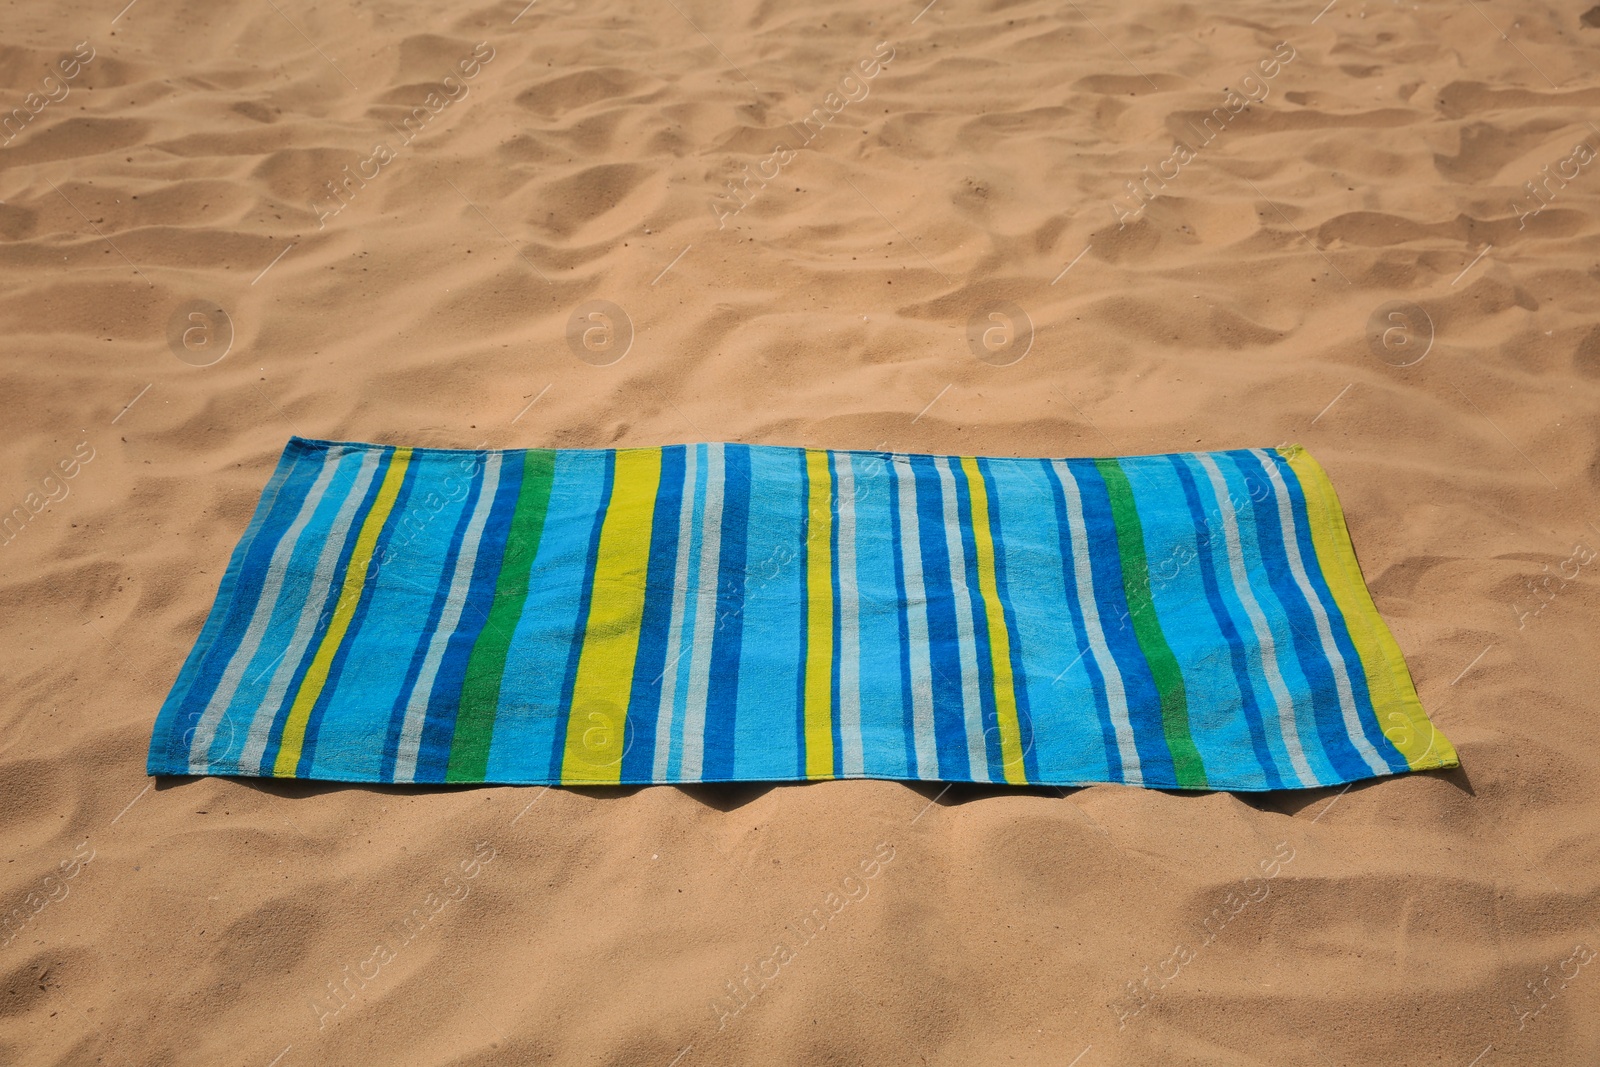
xmin=149 ymin=437 xmax=1457 ymax=790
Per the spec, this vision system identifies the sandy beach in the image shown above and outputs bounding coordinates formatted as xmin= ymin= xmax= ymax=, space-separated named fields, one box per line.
xmin=3 ymin=0 xmax=1599 ymax=1062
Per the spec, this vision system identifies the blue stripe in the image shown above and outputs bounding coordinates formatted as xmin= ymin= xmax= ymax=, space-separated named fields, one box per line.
xmin=702 ymin=444 xmax=752 ymax=780
xmin=1167 ymin=454 xmax=1286 ymax=788
xmin=852 ymin=453 xmax=912 ymax=780
xmin=620 ymin=445 xmax=687 ymax=782
xmin=885 ymin=456 xmax=921 ymax=778
xmin=909 ymin=454 xmax=971 ymax=780
xmin=1063 ymin=458 xmax=1178 ymax=786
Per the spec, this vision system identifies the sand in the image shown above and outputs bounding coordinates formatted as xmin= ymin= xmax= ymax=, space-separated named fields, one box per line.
xmin=3 ymin=0 xmax=1599 ymax=1062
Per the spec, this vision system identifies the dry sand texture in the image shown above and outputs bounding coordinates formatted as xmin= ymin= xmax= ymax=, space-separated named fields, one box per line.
xmin=3 ymin=0 xmax=1600 ymax=1063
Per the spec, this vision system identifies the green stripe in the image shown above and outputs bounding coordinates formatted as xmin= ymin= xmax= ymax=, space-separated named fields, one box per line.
xmin=1094 ymin=458 xmax=1208 ymax=789
xmin=446 ymin=450 xmax=557 ymax=782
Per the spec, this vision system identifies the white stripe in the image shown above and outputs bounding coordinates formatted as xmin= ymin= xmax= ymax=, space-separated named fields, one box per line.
xmin=679 ymin=443 xmax=725 ymax=780
xmin=936 ymin=458 xmax=991 ymax=782
xmin=238 ymin=451 xmax=383 ymax=772
xmin=1195 ymin=454 xmax=1317 ymax=786
xmin=892 ymin=456 xmax=938 ymax=778
xmin=653 ymin=445 xmax=698 ymax=780
xmin=834 ymin=455 xmax=864 ymax=776
xmin=1255 ymin=451 xmax=1390 ymax=776
xmin=665 ymin=446 xmax=710 ymax=777
xmin=391 ymin=453 xmax=505 ymax=782
xmin=186 ymin=453 xmax=342 ymax=768
xmin=1050 ymin=460 xmax=1142 ymax=785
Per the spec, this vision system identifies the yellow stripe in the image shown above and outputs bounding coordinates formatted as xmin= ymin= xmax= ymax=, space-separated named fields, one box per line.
xmin=803 ymin=450 xmax=835 ymax=779
xmin=561 ymin=449 xmax=662 ymax=784
xmin=960 ymin=456 xmax=1028 ymax=784
xmin=1279 ymin=446 xmax=1458 ymax=771
xmin=273 ymin=448 xmax=413 ymax=776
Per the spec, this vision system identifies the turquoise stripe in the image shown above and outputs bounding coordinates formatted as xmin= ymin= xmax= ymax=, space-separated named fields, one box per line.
xmin=980 ymin=460 xmax=1102 ymax=782
xmin=730 ymin=446 xmax=805 ymax=779
xmin=848 ymin=453 xmax=913 ymax=779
